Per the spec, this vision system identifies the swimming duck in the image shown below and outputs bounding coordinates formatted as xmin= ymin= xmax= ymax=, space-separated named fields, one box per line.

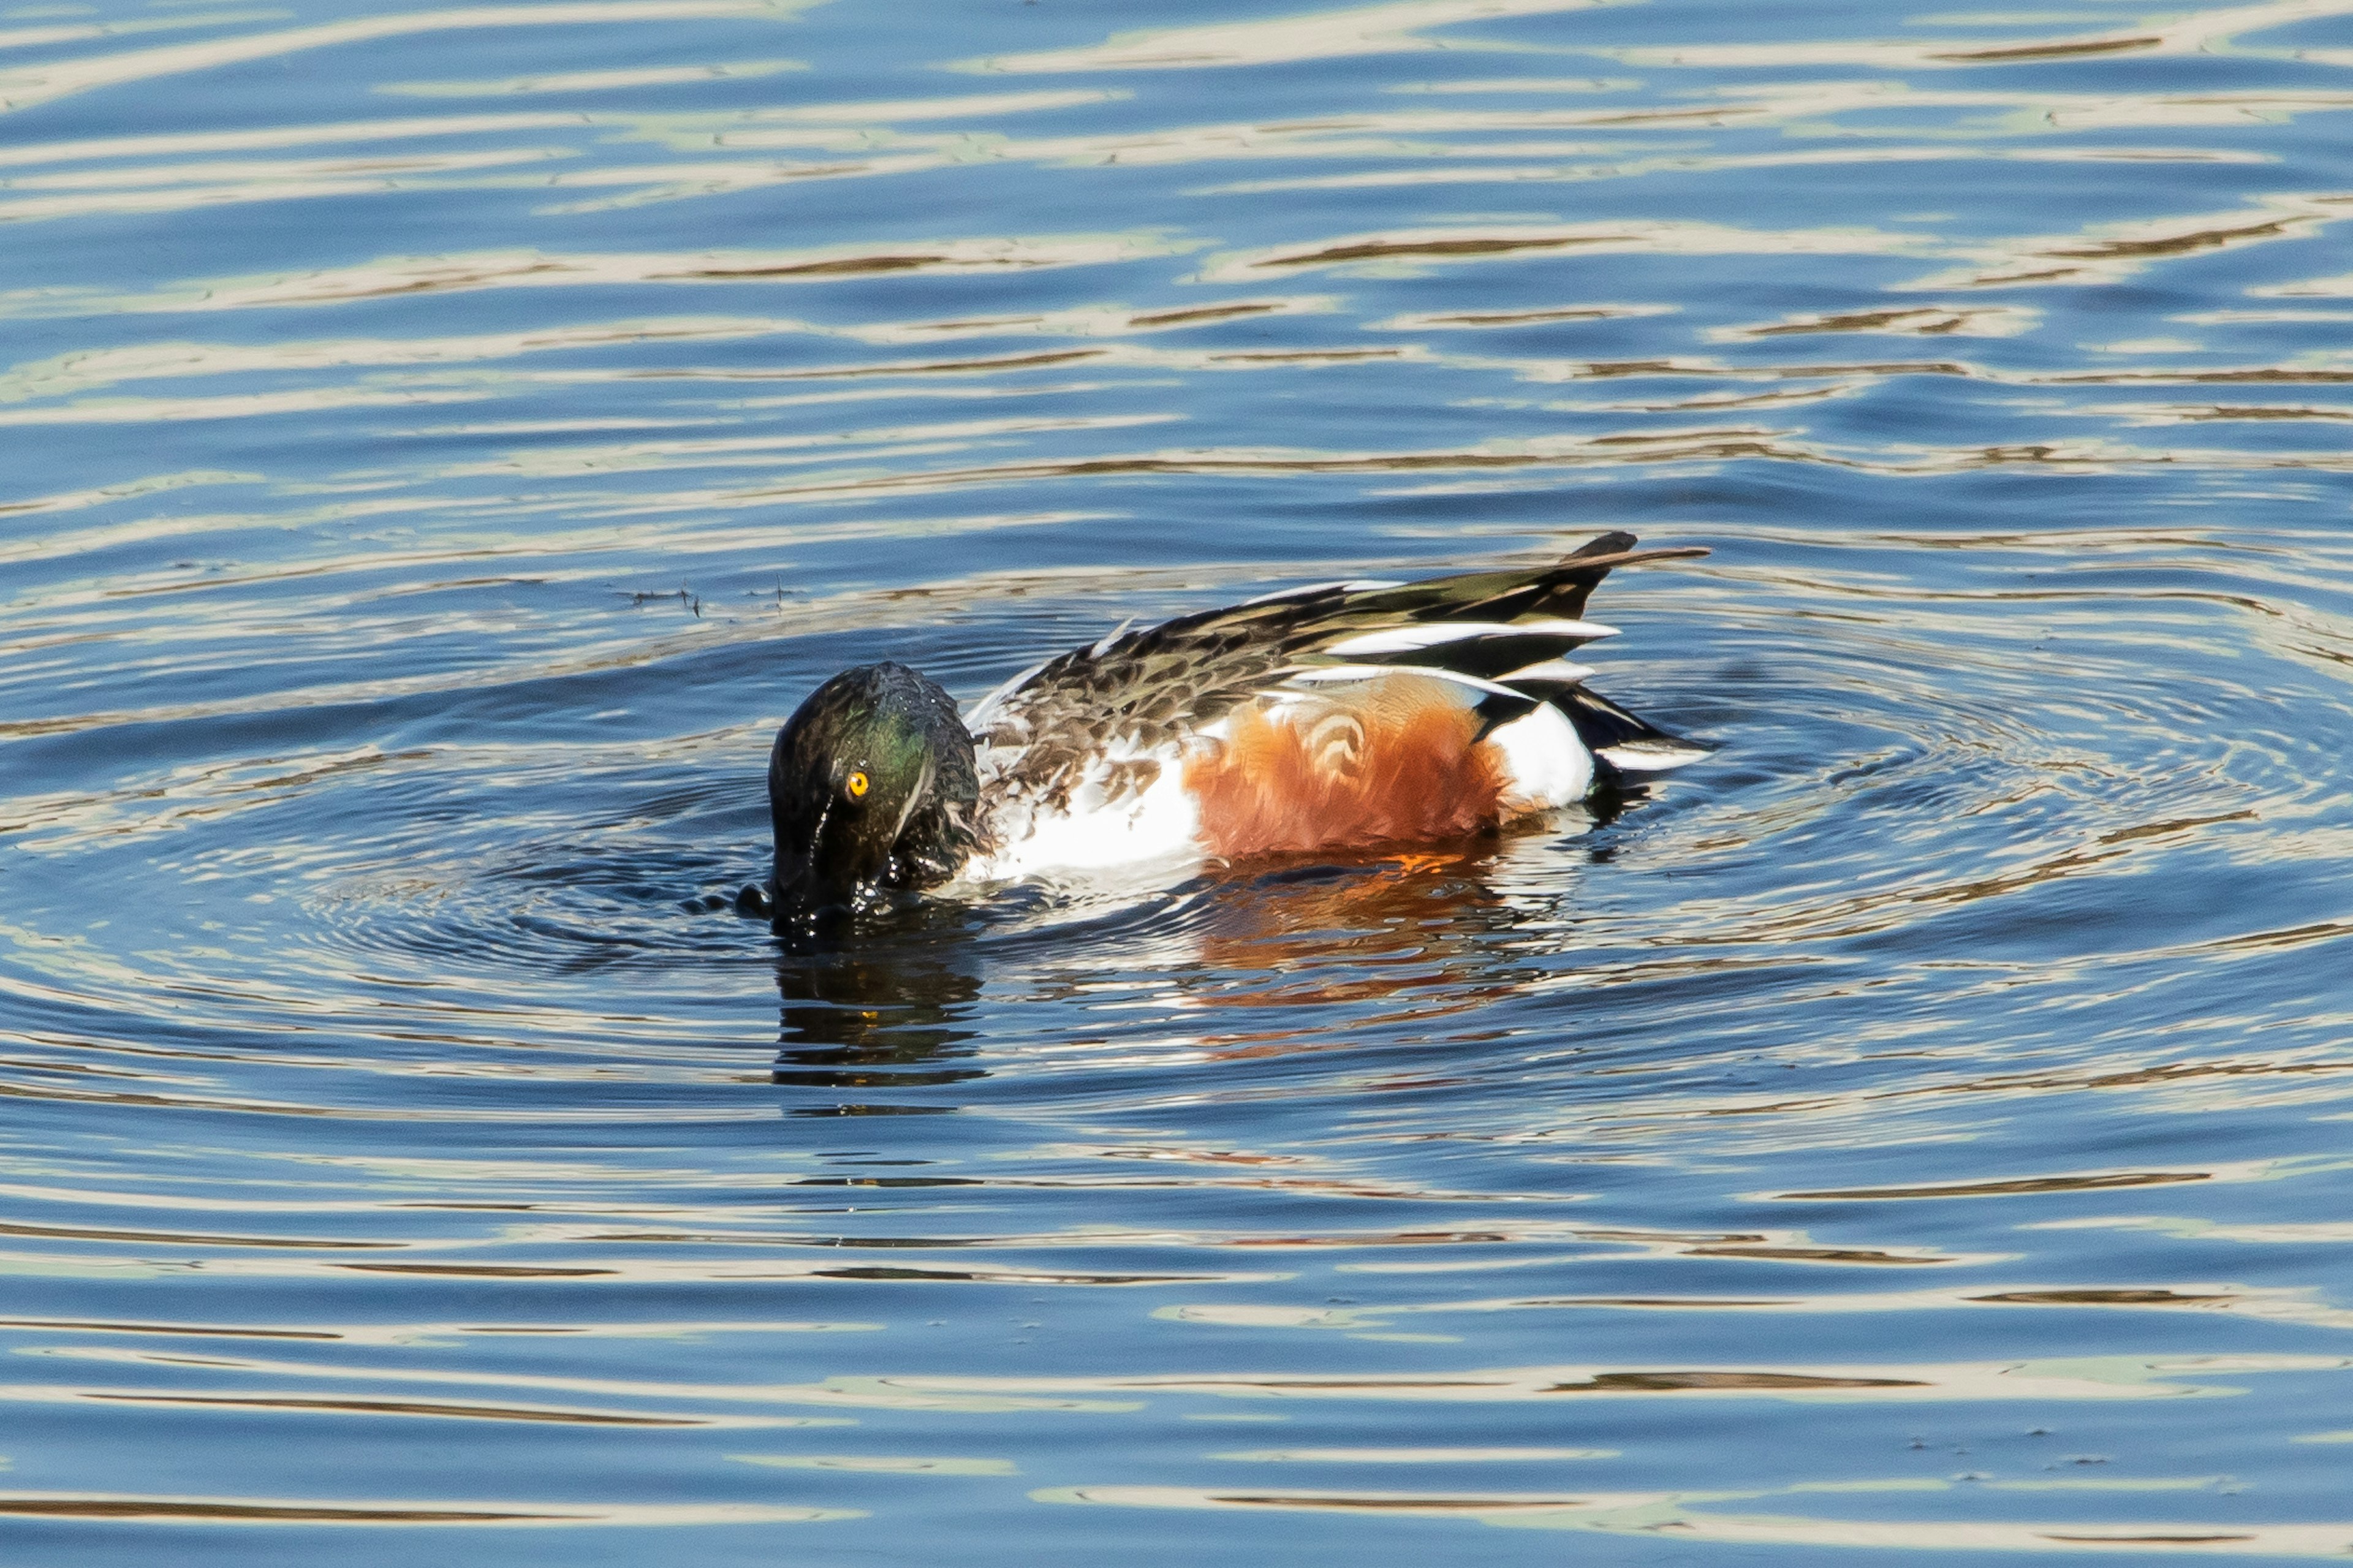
xmin=759 ymin=531 xmax=1708 ymax=922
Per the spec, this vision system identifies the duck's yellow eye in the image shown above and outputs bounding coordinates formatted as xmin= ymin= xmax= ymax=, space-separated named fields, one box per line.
xmin=845 ymin=770 xmax=870 ymax=800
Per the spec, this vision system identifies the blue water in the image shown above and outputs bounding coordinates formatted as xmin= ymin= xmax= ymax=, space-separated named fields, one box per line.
xmin=6 ymin=0 xmax=2353 ymax=1560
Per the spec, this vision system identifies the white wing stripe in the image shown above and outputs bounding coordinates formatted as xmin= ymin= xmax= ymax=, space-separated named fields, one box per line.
xmin=1240 ymin=577 xmax=1405 ymax=605
xmin=1596 ymin=739 xmax=1711 ymax=772
xmin=1323 ymin=618 xmax=1617 ymax=656
xmin=1281 ymin=664 xmax=1533 ymax=703
xmin=1497 ymin=659 xmax=1597 ymax=684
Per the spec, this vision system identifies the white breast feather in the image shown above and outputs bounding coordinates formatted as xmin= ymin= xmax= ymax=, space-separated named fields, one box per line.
xmin=966 ymin=732 xmax=1210 ymax=882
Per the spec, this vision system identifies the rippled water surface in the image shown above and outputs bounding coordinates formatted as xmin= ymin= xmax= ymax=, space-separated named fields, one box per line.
xmin=6 ymin=0 xmax=2353 ymax=1559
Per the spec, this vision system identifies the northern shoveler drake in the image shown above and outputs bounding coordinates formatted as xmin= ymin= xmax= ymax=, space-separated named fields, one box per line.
xmin=756 ymin=531 xmax=1708 ymax=923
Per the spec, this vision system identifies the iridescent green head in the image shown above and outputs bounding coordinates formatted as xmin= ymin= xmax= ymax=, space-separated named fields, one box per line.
xmin=766 ymin=662 xmax=979 ymax=923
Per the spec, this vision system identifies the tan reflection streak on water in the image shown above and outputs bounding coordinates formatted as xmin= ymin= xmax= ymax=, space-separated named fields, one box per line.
xmin=1639 ymin=77 xmax=2353 ymax=135
xmin=640 ymin=429 xmax=1804 ymax=507
xmin=717 ymin=88 xmax=1129 ymax=125
xmin=0 ymin=113 xmax=593 ymax=169
xmin=793 ymin=91 xmax=2338 ymax=181
xmin=843 ymin=1354 xmax=2347 ymax=1404
xmin=6 ymin=150 xmax=574 ymax=190
xmin=0 ymin=317 xmax=800 ymax=404
xmin=4 ymin=1249 xmax=1282 ymax=1283
xmin=0 ymin=1219 xmax=397 ymax=1249
xmin=0 ymin=1492 xmax=849 ymax=1526
xmin=0 ymin=1 xmax=809 ymax=116
xmin=0 ymin=236 xmax=1199 ymax=319
xmin=955 ymin=0 xmax=1607 ymax=74
xmin=1506 ymin=1055 xmax=2353 ymax=1151
xmin=44 ymin=1387 xmax=786 ymax=1426
xmin=1209 ymin=221 xmax=1936 ymax=279
xmin=0 ymin=146 xmax=577 ymax=224
xmin=1039 ymin=1483 xmax=2353 ymax=1555
xmin=1190 ymin=146 xmax=2276 ymax=199
xmin=2259 ymin=271 xmax=2353 ymax=297
xmin=1164 ymin=1281 xmax=2353 ymax=1335
xmin=1715 ymin=305 xmax=2040 ymax=341
xmin=0 ymin=469 xmax=251 ymax=518
xmin=1040 ymin=1484 xmax=1657 ymax=1515
xmin=2040 ymin=1216 xmax=2353 ymax=1246
xmin=1377 ymin=303 xmax=1674 ymax=329
xmin=1913 ymin=197 xmax=2353 ymax=290
xmin=1581 ymin=0 xmax=2353 ymax=70
xmin=2085 ymin=400 xmax=2353 ymax=426
xmin=10 ymin=1210 xmax=1958 ymax=1274
xmin=0 ymin=1083 xmax=784 ymax=1123
xmin=0 ymin=300 xmax=1327 ymax=414
xmin=0 ymin=500 xmax=1093 ymax=600
xmin=379 ymin=59 xmax=809 ymax=96
xmin=0 ymin=178 xmax=546 ymax=227
xmin=498 ymin=429 xmax=2353 ymax=515
xmin=733 ymin=1453 xmax=1016 ymax=1474
xmin=1555 ymin=1520 xmax=2353 ymax=1556
xmin=1771 ymin=1169 xmax=2218 ymax=1200
xmin=36 ymin=1344 xmax=1154 ymax=1412
xmin=1219 ymin=1445 xmax=1618 ymax=1463
xmin=0 ymin=13 xmax=284 ymax=51
xmin=0 ymin=385 xmax=510 ymax=424
xmin=0 ymin=1314 xmax=871 ymax=1344
xmin=1199 ymin=202 xmax=2352 ymax=292
xmin=428 ymin=412 xmax=1181 ymax=480
xmin=0 ymin=36 xmax=2338 ymax=243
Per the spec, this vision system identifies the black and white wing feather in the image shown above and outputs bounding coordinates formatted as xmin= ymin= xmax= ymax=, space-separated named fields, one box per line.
xmin=966 ymin=531 xmax=1709 ymax=811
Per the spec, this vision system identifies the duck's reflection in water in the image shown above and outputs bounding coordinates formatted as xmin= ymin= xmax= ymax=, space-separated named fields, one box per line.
xmin=767 ymin=789 xmax=1640 ymax=1096
xmin=1165 ymin=792 xmax=1636 ymax=1050
xmin=770 ymin=903 xmax=987 ymax=1108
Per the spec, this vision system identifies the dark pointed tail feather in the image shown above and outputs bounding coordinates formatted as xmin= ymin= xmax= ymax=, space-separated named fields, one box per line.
xmin=1302 ymin=533 xmax=1708 ymax=635
xmin=1532 ymin=532 xmax=1711 ymax=621
xmin=1567 ymin=531 xmax=1639 ymax=557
